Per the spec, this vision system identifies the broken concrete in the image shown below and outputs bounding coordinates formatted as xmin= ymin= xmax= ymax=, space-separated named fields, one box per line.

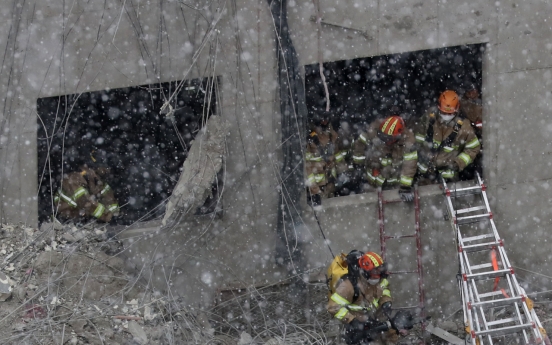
xmin=127 ymin=320 xmax=148 ymax=345
xmin=162 ymin=115 xmax=229 ymax=227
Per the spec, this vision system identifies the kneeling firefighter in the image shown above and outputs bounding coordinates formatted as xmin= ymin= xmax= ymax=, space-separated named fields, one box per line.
xmin=54 ymin=151 xmax=120 ymax=223
xmin=327 ymin=251 xmax=415 ymax=345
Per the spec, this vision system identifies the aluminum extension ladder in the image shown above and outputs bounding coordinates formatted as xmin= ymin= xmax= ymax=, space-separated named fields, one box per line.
xmin=442 ymin=173 xmax=547 ymax=345
xmin=377 ymin=186 xmax=426 ymax=320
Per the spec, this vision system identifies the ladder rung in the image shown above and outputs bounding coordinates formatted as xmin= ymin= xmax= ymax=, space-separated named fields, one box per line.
xmin=446 ymin=186 xmax=482 ymax=197
xmin=455 ymin=205 xmax=487 ymax=215
xmin=389 ymin=270 xmax=418 ymax=274
xmin=486 ymin=317 xmax=517 ymax=326
xmin=478 ymin=291 xmax=507 ymax=298
xmin=384 ymin=234 xmax=416 ymax=240
xmin=462 ymin=233 xmax=495 ymax=242
xmin=461 ymin=241 xmax=502 ymax=253
xmin=455 ymin=213 xmax=492 ymax=225
xmin=472 ymin=296 xmax=522 ymax=309
xmin=470 ymin=263 xmax=493 ymax=270
xmin=466 ymin=268 xmax=511 ymax=281
xmin=475 ymin=323 xmax=534 ymax=338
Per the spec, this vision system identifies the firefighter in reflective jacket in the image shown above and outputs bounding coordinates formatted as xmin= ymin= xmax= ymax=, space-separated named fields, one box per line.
xmin=413 ymin=90 xmax=481 ymax=180
xmin=54 ymin=166 xmax=119 ymax=222
xmin=327 ymin=251 xmax=399 ymax=345
xmin=333 ymin=125 xmax=356 ymax=196
xmin=460 ymin=83 xmax=483 ymax=137
xmin=305 ymin=115 xmax=340 ymax=206
xmin=352 ymin=115 xmax=418 ymax=201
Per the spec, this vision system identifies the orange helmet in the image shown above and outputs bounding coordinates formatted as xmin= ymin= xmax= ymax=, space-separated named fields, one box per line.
xmin=378 ymin=115 xmax=404 ymax=144
xmin=358 ymin=252 xmax=387 ymax=279
xmin=438 ymin=90 xmax=460 ymax=114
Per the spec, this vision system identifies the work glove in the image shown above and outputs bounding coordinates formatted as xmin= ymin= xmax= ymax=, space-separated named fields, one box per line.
xmin=335 ymin=172 xmax=350 ymax=188
xmin=448 ymin=160 xmax=460 ymax=171
xmin=381 ymin=302 xmax=393 ymax=319
xmin=344 ymin=319 xmax=368 ymax=344
xmin=398 ymin=186 xmax=414 ymax=202
xmin=307 ymin=131 xmax=320 ymax=146
xmin=307 ymin=193 xmax=321 ymax=207
xmin=390 ymin=310 xmax=415 ymax=331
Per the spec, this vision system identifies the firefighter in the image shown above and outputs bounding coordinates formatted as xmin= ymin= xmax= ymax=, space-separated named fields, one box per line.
xmin=327 ymin=251 xmax=413 ymax=345
xmin=413 ymin=90 xmax=481 ymax=181
xmin=460 ymin=83 xmax=484 ymax=178
xmin=352 ymin=115 xmax=418 ymax=202
xmin=333 ymin=122 xmax=356 ymax=196
xmin=305 ymin=113 xmax=339 ymax=206
xmin=54 ymin=165 xmax=119 ymax=223
xmin=460 ymin=82 xmax=483 ymax=138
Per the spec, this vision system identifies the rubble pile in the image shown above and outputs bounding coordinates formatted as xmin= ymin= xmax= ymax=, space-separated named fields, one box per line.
xmin=0 ymin=222 xmax=216 ymax=345
xmin=3 ymin=222 xmax=551 ymax=345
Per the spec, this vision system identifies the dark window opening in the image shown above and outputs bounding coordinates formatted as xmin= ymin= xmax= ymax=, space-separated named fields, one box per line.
xmin=305 ymin=44 xmax=485 ymax=201
xmin=37 ymin=77 xmax=221 ymax=225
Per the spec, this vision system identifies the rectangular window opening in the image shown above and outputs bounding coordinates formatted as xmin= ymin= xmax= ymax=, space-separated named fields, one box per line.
xmin=305 ymin=43 xmax=485 ymax=202
xmin=37 ymin=77 xmax=222 ymax=225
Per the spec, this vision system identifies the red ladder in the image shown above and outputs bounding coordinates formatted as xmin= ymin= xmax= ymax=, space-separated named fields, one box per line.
xmin=377 ymin=186 xmax=426 ymax=320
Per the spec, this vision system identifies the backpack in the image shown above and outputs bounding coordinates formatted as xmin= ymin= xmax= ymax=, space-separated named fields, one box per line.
xmin=326 ymin=252 xmax=361 ymax=302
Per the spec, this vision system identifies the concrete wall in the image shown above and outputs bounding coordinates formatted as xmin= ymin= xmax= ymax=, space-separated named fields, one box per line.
xmin=1 ymin=0 xmax=551 ymax=318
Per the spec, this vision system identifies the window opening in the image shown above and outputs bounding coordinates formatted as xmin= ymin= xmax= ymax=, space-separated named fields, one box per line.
xmin=37 ymin=77 xmax=220 ymax=225
xmin=305 ymin=44 xmax=484 ymax=203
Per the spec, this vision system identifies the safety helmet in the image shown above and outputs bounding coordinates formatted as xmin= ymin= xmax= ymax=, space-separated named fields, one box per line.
xmin=358 ymin=252 xmax=387 ymax=280
xmin=377 ymin=115 xmax=404 ymax=144
xmin=438 ymin=90 xmax=460 ymax=114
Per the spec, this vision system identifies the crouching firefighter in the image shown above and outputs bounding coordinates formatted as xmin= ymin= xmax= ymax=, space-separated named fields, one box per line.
xmin=54 ymin=165 xmax=119 ymax=223
xmin=326 ymin=251 xmax=414 ymax=345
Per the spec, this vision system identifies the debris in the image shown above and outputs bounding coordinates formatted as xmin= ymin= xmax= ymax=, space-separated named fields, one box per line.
xmin=23 ymin=304 xmax=47 ymax=319
xmin=238 ymin=331 xmax=253 ymax=345
xmin=68 ymin=319 xmax=87 ymax=334
xmin=127 ymin=320 xmax=148 ymax=344
xmin=162 ymin=115 xmax=229 ymax=227
xmin=113 ymin=315 xmax=142 ymax=320
xmin=14 ymin=285 xmax=25 ymax=301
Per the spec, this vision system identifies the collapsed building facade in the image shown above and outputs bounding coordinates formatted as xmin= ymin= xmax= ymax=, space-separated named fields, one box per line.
xmin=1 ymin=0 xmax=552 ymax=343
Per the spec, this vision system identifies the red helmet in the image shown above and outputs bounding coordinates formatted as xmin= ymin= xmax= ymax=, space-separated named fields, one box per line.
xmin=378 ymin=116 xmax=404 ymax=145
xmin=358 ymin=252 xmax=387 ymax=279
xmin=438 ymin=90 xmax=460 ymax=114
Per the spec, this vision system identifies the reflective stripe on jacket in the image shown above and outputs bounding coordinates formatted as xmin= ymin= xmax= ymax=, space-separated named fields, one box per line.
xmin=327 ymin=276 xmax=392 ymax=323
xmin=413 ymin=109 xmax=481 ymax=172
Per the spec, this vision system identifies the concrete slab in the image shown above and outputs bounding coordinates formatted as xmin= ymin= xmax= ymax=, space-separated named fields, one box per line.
xmin=437 ymin=0 xmax=498 ymax=47
xmin=481 ymin=58 xmax=499 ymax=190
xmin=290 ymin=0 xmax=379 ymax=65
xmin=495 ymin=179 xmax=552 ymax=293
xmin=496 ymin=32 xmax=552 ymax=74
xmin=0 ymin=135 xmax=21 ymax=223
xmin=162 ymin=115 xmax=228 ymax=226
xmin=34 ymin=0 xmax=85 ymax=19
xmin=496 ymin=0 xmax=552 ymax=73
xmin=498 ymin=0 xmax=552 ymax=39
xmin=118 ymin=210 xmax=288 ymax=307
xmin=379 ymin=0 xmax=439 ymax=55
xmin=494 ymin=69 xmax=552 ymax=186
xmin=19 ymin=130 xmax=38 ymax=227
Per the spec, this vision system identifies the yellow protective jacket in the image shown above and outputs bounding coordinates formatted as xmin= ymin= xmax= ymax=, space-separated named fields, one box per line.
xmin=352 ymin=119 xmax=418 ymax=187
xmin=55 ymin=168 xmax=118 ymax=222
xmin=305 ymin=124 xmax=338 ymax=194
xmin=327 ymin=275 xmax=392 ymax=324
xmin=412 ymin=108 xmax=481 ymax=178
xmin=460 ymin=97 xmax=483 ymax=138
